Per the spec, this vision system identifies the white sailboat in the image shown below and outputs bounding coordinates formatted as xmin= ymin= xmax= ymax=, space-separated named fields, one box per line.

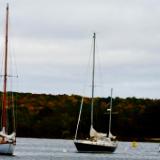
xmin=74 ymin=33 xmax=118 ymax=153
xmin=0 ymin=4 xmax=16 ymax=155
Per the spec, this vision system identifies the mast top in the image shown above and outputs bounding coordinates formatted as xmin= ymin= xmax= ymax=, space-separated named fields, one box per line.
xmin=6 ymin=3 xmax=9 ymax=9
xmin=93 ymin=32 xmax=96 ymax=39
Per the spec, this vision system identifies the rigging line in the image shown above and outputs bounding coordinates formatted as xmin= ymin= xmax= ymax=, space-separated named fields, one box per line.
xmin=96 ymin=38 xmax=105 ymax=97
xmin=0 ymin=45 xmax=5 ymax=92
xmin=13 ymin=97 xmax=17 ymax=140
xmin=0 ymin=94 xmax=3 ymax=129
xmin=84 ymin=33 xmax=104 ymax=97
xmin=80 ymin=36 xmax=94 ymax=97
xmin=75 ymin=34 xmax=96 ymax=139
xmin=0 ymin=48 xmax=5 ymax=129
xmin=0 ymin=23 xmax=5 ymax=82
xmin=11 ymin=91 xmax=16 ymax=132
xmin=0 ymin=62 xmax=4 ymax=121
xmin=6 ymin=3 xmax=18 ymax=93
xmin=74 ymin=97 xmax=84 ymax=140
xmin=9 ymin=30 xmax=18 ymax=79
xmin=8 ymin=1 xmax=18 ymax=79
xmin=0 ymin=51 xmax=5 ymax=80
xmin=75 ymin=34 xmax=95 ymax=139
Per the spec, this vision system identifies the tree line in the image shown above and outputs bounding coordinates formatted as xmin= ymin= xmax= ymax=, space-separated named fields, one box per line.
xmin=1 ymin=92 xmax=160 ymax=141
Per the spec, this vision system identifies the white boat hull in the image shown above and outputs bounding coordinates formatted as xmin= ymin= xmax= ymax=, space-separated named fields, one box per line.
xmin=0 ymin=143 xmax=15 ymax=155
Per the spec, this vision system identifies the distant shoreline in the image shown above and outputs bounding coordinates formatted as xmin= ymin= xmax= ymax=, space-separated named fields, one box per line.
xmin=4 ymin=92 xmax=160 ymax=140
xmin=145 ymin=138 xmax=160 ymax=142
xmin=117 ymin=137 xmax=160 ymax=143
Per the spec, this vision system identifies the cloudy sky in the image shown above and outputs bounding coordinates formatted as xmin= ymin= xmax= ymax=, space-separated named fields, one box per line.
xmin=0 ymin=0 xmax=160 ymax=98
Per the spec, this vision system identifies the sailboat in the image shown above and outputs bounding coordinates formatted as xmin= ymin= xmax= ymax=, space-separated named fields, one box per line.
xmin=74 ymin=33 xmax=118 ymax=153
xmin=0 ymin=4 xmax=16 ymax=155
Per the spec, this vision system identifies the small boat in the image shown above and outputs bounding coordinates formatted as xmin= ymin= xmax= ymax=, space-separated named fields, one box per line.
xmin=0 ymin=4 xmax=16 ymax=155
xmin=74 ymin=33 xmax=118 ymax=153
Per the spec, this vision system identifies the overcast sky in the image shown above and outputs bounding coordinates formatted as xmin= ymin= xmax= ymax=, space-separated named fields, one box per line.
xmin=0 ymin=0 xmax=160 ymax=98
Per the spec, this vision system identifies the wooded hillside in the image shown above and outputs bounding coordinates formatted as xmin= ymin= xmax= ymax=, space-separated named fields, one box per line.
xmin=2 ymin=92 xmax=160 ymax=141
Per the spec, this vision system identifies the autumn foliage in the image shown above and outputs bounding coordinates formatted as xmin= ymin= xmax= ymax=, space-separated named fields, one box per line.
xmin=1 ymin=92 xmax=160 ymax=141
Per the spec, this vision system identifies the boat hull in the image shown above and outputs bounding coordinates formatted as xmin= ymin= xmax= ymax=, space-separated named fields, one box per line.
xmin=0 ymin=143 xmax=15 ymax=155
xmin=74 ymin=141 xmax=117 ymax=153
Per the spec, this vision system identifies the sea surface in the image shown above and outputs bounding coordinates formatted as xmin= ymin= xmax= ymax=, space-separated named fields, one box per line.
xmin=0 ymin=138 xmax=160 ymax=160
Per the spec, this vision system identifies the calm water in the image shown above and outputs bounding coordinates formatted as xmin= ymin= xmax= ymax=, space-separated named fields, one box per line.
xmin=0 ymin=138 xmax=159 ymax=160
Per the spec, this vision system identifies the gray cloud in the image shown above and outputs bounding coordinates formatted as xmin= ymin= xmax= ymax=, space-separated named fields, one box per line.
xmin=0 ymin=0 xmax=160 ymax=98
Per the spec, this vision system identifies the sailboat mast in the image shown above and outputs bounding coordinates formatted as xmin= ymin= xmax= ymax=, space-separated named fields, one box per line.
xmin=91 ymin=33 xmax=96 ymax=126
xmin=108 ymin=88 xmax=113 ymax=136
xmin=2 ymin=4 xmax=9 ymax=131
